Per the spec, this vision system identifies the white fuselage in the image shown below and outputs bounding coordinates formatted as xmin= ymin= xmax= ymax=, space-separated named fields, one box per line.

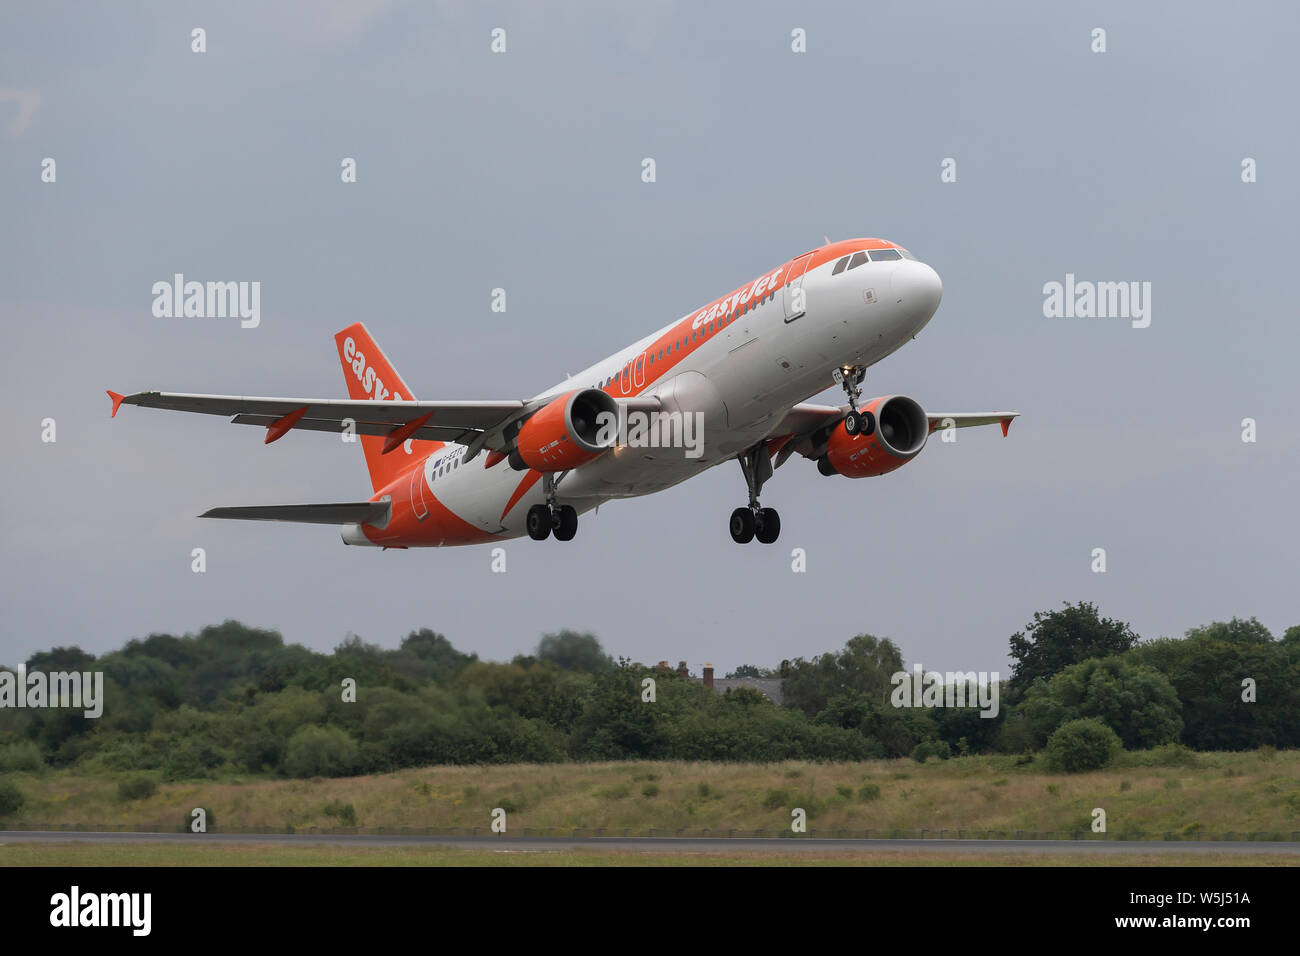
xmin=411 ymin=247 xmax=942 ymax=541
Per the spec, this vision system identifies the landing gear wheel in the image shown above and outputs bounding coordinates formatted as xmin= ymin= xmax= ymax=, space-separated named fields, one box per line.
xmin=526 ymin=504 xmax=552 ymax=541
xmin=755 ymin=508 xmax=781 ymax=544
xmin=843 ymin=409 xmax=876 ymax=436
xmin=729 ymin=507 xmax=756 ymax=544
xmin=553 ymin=505 xmax=578 ymax=541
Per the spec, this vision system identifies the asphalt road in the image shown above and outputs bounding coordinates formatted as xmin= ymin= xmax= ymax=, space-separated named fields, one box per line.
xmin=2 ymin=830 xmax=1297 ymax=854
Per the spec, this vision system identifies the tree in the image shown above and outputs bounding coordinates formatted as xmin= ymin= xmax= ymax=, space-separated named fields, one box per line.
xmin=783 ymin=634 xmax=903 ymax=718
xmin=535 ymin=630 xmax=615 ymax=673
xmin=1020 ymin=656 xmax=1183 ymax=750
xmin=400 ymin=628 xmax=475 ymax=680
xmin=1184 ymin=617 xmax=1273 ymax=646
xmin=25 ymin=646 xmax=96 ymax=672
xmin=1128 ymin=623 xmax=1300 ymax=750
xmin=1008 ymin=601 xmax=1139 ymax=695
xmin=726 ymin=664 xmax=776 ymax=678
xmin=283 ymin=725 xmax=359 ymax=778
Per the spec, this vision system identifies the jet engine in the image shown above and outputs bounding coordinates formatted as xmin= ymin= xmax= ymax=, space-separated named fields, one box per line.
xmin=817 ymin=395 xmax=929 ymax=478
xmin=509 ymin=388 xmax=620 ymax=471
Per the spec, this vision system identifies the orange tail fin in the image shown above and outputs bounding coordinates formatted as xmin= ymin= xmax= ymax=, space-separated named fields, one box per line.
xmin=334 ymin=322 xmax=440 ymax=493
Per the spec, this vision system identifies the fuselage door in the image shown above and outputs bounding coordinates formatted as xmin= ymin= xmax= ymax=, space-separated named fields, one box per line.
xmin=410 ymin=457 xmax=430 ymax=521
xmin=633 ymin=351 xmax=646 ymax=390
xmin=783 ymin=253 xmax=814 ymax=321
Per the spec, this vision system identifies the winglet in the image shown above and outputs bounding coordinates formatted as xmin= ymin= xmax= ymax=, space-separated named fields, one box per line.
xmin=264 ymin=406 xmax=309 ymax=444
xmin=1000 ymin=417 xmax=1012 ymax=437
xmin=107 ymin=390 xmax=126 ymax=418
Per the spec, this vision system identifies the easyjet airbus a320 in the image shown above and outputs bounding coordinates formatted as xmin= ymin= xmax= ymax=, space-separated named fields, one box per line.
xmin=109 ymin=239 xmax=1018 ymax=548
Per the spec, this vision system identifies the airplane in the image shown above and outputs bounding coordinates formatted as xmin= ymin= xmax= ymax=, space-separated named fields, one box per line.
xmin=108 ymin=238 xmax=1018 ymax=548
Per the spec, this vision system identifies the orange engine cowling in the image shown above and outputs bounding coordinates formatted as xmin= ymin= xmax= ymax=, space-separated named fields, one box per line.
xmin=511 ymin=388 xmax=620 ymax=472
xmin=818 ymin=395 xmax=929 ymax=478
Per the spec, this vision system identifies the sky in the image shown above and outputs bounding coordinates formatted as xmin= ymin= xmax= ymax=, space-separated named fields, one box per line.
xmin=1 ymin=1 xmax=1296 ymax=676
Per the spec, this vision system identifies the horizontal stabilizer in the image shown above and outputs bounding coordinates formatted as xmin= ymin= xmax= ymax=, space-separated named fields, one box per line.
xmin=200 ymin=501 xmax=390 ymax=525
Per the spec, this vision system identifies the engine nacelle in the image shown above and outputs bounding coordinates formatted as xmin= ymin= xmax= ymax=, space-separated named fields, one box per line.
xmin=818 ymin=395 xmax=929 ymax=478
xmin=511 ymin=388 xmax=619 ymax=472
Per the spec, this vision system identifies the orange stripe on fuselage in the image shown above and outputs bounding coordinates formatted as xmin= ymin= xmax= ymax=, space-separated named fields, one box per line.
xmin=600 ymin=239 xmax=900 ymax=402
xmin=501 ymin=469 xmax=543 ymax=521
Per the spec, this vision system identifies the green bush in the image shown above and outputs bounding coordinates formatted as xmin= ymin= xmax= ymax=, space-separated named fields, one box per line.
xmin=161 ymin=739 xmax=224 ymax=781
xmin=640 ymin=783 xmax=660 ymax=798
xmin=858 ymin=783 xmax=881 ymax=802
xmin=0 ymin=779 xmax=24 ymax=818
xmin=911 ymin=739 xmax=952 ymax=763
xmin=0 ymin=741 xmax=45 ymax=772
xmin=282 ymin=726 xmax=359 ymax=778
xmin=322 ymin=800 xmax=357 ymax=827
xmin=1043 ymin=718 xmax=1122 ymax=773
xmin=117 ymin=774 xmax=158 ymax=801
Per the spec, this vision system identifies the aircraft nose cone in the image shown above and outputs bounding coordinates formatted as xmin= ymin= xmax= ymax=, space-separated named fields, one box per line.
xmin=891 ymin=260 xmax=942 ymax=320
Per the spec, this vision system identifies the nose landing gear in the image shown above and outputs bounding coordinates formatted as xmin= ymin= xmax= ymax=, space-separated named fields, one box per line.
xmin=729 ymin=444 xmax=781 ymax=544
xmin=833 ymin=365 xmax=875 ymax=436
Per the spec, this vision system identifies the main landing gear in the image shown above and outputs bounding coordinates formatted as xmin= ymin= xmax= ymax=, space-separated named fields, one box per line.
xmin=730 ymin=444 xmax=781 ymax=544
xmin=833 ymin=365 xmax=875 ymax=436
xmin=526 ymin=471 xmax=578 ymax=541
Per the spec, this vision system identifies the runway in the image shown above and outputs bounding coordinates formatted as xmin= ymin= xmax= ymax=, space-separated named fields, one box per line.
xmin=3 ymin=830 xmax=1297 ymax=855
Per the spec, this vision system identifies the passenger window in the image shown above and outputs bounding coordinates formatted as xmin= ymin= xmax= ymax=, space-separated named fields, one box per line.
xmin=847 ymin=252 xmax=868 ymax=270
xmin=869 ymin=249 xmax=901 ymax=261
xmin=832 ymin=256 xmax=850 ymax=275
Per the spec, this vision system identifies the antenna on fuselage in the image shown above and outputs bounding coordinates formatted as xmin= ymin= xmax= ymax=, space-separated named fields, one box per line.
xmin=823 ymin=235 xmax=830 ymax=245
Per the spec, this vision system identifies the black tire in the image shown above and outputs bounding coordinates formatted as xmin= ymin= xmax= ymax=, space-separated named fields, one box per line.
xmin=554 ymin=505 xmax=578 ymax=541
xmin=729 ymin=507 xmax=756 ymax=544
xmin=526 ymin=504 xmax=551 ymax=540
xmin=755 ymin=508 xmax=781 ymax=544
xmin=844 ymin=411 xmax=863 ymax=435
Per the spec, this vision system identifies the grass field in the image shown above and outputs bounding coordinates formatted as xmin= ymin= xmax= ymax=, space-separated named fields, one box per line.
xmin=3 ymin=842 xmax=1297 ymax=867
xmin=3 ymin=749 xmax=1298 ymax=840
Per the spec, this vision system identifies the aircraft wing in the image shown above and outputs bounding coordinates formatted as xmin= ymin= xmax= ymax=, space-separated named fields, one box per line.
xmin=768 ymin=402 xmax=1019 ymax=467
xmin=107 ymin=390 xmax=661 ymax=451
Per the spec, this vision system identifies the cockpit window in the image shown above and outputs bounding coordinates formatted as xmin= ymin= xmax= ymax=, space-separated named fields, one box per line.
xmin=831 ymin=255 xmax=850 ymax=275
xmin=846 ymin=251 xmax=868 ymax=270
xmin=869 ymin=249 xmax=901 ymax=261
xmin=897 ymin=248 xmax=916 ymax=260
